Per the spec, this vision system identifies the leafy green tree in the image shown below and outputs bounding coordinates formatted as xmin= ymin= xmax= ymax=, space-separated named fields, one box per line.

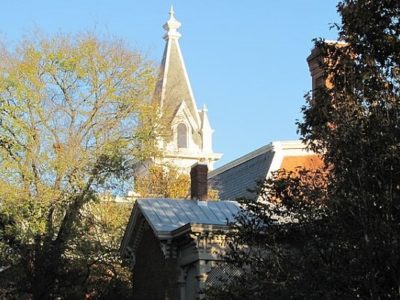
xmin=206 ymin=0 xmax=400 ymax=298
xmin=0 ymin=33 xmax=159 ymax=299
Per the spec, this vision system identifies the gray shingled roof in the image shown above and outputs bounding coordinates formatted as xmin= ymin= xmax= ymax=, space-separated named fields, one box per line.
xmin=156 ymin=37 xmax=200 ymax=124
xmin=137 ymin=199 xmax=241 ymax=234
xmin=209 ymin=150 xmax=274 ymax=200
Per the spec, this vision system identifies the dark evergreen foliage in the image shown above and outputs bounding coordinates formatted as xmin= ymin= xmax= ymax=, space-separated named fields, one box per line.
xmin=206 ymin=0 xmax=400 ymax=298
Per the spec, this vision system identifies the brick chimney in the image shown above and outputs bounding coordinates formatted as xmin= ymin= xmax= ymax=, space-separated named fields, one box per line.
xmin=190 ymin=163 xmax=208 ymax=201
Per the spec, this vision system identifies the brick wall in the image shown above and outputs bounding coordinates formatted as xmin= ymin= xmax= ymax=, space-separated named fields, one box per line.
xmin=133 ymin=224 xmax=179 ymax=300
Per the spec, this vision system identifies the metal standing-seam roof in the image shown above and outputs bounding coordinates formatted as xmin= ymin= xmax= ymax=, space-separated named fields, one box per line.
xmin=137 ymin=199 xmax=241 ymax=234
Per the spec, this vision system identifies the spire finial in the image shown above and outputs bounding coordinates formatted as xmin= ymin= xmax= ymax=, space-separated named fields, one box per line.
xmin=163 ymin=6 xmax=181 ymax=40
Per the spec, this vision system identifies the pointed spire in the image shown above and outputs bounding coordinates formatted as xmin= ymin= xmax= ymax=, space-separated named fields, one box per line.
xmin=201 ymin=105 xmax=212 ymax=132
xmin=154 ymin=8 xmax=222 ymax=169
xmin=156 ymin=6 xmax=200 ymax=127
xmin=163 ymin=5 xmax=182 ymax=40
xmin=200 ymin=105 xmax=213 ymax=152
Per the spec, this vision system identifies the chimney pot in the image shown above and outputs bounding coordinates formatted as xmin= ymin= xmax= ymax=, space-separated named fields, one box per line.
xmin=190 ymin=163 xmax=208 ymax=201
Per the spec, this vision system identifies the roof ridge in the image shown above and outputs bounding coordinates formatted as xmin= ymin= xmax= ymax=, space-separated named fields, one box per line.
xmin=208 ymin=140 xmax=310 ymax=178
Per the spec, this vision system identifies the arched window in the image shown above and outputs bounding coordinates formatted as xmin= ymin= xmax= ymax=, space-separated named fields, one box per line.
xmin=177 ymin=123 xmax=188 ymax=148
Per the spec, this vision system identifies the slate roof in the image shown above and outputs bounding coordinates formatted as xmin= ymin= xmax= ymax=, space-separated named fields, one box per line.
xmin=137 ymin=199 xmax=241 ymax=235
xmin=154 ymin=14 xmax=201 ymax=131
xmin=208 ymin=141 xmax=321 ymax=201
xmin=209 ymin=148 xmax=275 ymax=200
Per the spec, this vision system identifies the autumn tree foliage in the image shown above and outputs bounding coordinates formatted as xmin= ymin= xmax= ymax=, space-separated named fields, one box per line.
xmin=65 ymin=200 xmax=134 ymax=299
xmin=0 ymin=33 xmax=160 ymax=299
xmin=206 ymin=0 xmax=400 ymax=298
xmin=135 ymin=164 xmax=191 ymax=199
xmin=135 ymin=163 xmax=219 ymax=200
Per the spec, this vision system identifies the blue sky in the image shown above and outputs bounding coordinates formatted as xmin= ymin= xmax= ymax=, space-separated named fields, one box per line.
xmin=0 ymin=1 xmax=340 ymax=167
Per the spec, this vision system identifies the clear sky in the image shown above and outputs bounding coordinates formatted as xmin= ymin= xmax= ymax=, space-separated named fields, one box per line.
xmin=0 ymin=1 xmax=340 ymax=168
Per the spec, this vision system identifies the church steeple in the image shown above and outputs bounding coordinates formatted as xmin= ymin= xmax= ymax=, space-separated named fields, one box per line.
xmin=154 ymin=8 xmax=222 ymax=171
xmin=156 ymin=7 xmax=200 ymax=127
